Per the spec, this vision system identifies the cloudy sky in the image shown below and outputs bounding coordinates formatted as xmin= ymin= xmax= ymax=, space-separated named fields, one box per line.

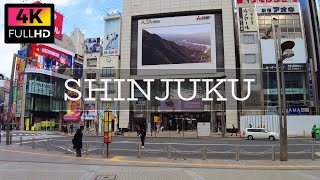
xmin=0 ymin=0 xmax=122 ymax=77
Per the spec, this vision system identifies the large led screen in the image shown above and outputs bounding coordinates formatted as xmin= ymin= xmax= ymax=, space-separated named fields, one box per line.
xmin=142 ymin=24 xmax=211 ymax=65
xmin=138 ymin=15 xmax=216 ymax=73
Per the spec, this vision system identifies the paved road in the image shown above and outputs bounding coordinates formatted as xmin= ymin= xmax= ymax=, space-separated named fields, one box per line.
xmin=1 ymin=146 xmax=320 ymax=180
xmin=16 ymin=135 xmax=320 ymax=160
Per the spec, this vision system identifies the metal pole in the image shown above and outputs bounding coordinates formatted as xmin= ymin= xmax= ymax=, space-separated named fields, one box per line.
xmin=311 ymin=145 xmax=315 ymax=161
xmin=86 ymin=142 xmax=89 ymax=156
xmin=235 ymin=145 xmax=239 ymax=161
xmin=9 ymin=134 xmax=12 ymax=144
xmin=137 ymin=143 xmax=141 ymax=158
xmin=272 ymin=146 xmax=275 ymax=161
xmin=6 ymin=54 xmax=17 ymax=145
xmin=19 ymin=136 xmax=22 ymax=146
xmin=101 ymin=143 xmax=105 ymax=157
xmin=168 ymin=145 xmax=172 ymax=159
xmin=280 ymin=57 xmax=288 ymax=161
xmin=32 ymin=138 xmax=35 ymax=149
xmin=202 ymin=146 xmax=206 ymax=160
xmin=65 ymin=141 xmax=69 ymax=154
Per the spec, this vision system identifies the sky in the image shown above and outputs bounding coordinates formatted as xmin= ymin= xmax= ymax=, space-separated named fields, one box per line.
xmin=0 ymin=0 xmax=122 ymax=77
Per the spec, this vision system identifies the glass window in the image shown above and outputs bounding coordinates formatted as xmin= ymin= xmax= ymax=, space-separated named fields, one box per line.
xmin=293 ymin=14 xmax=300 ymax=19
xmin=85 ymin=88 xmax=96 ymax=98
xmin=295 ymin=27 xmax=301 ymax=32
xmin=259 ymin=28 xmax=266 ymax=33
xmin=281 ymin=27 xmax=287 ymax=32
xmin=295 ymin=33 xmax=302 ymax=38
xmin=243 ymin=35 xmax=255 ymax=44
xmin=288 ymin=33 xmax=295 ymax=38
xmin=265 ymin=19 xmax=271 ymax=25
xmin=87 ymin=58 xmax=97 ymax=67
xmin=286 ymin=19 xmax=293 ymax=25
xmin=288 ymin=27 xmax=294 ymax=32
xmin=279 ymin=19 xmax=286 ymax=25
xmin=107 ymin=83 xmax=115 ymax=94
xmin=244 ymin=54 xmax=256 ymax=63
xmin=259 ymin=20 xmax=265 ymax=25
xmin=86 ymin=73 xmax=96 ymax=79
xmin=293 ymin=20 xmax=300 ymax=26
xmin=102 ymin=67 xmax=116 ymax=77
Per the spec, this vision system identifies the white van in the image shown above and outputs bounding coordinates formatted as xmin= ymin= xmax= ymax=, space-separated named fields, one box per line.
xmin=243 ymin=128 xmax=279 ymax=141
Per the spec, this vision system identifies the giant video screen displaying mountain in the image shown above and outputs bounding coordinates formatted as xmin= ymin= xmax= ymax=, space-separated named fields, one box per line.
xmin=142 ymin=24 xmax=211 ymax=65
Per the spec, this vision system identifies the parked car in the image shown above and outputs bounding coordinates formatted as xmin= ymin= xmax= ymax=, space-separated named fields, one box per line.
xmin=243 ymin=128 xmax=279 ymax=141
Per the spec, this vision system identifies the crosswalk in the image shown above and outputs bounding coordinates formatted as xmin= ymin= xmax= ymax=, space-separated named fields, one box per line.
xmin=0 ymin=132 xmax=63 ymax=142
xmin=0 ymin=133 xmax=46 ymax=136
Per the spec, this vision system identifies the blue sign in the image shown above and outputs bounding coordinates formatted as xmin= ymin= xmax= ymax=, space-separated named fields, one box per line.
xmin=287 ymin=106 xmax=310 ymax=115
xmin=18 ymin=49 xmax=27 ymax=58
xmin=307 ymin=59 xmax=314 ymax=101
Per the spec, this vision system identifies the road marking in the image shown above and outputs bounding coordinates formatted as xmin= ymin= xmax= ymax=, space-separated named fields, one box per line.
xmin=184 ymin=170 xmax=205 ymax=180
xmin=0 ymin=148 xmax=320 ymax=169
xmin=110 ymin=156 xmax=123 ymax=161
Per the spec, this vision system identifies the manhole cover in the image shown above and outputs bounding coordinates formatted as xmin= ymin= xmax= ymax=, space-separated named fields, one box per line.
xmin=95 ymin=175 xmax=117 ymax=180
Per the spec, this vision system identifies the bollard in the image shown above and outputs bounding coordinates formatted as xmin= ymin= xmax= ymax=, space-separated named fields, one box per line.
xmin=86 ymin=142 xmax=89 ymax=156
xmin=235 ymin=145 xmax=239 ymax=161
xmin=32 ymin=138 xmax=35 ymax=149
xmin=272 ymin=146 xmax=275 ymax=161
xmin=46 ymin=139 xmax=49 ymax=151
xmin=312 ymin=146 xmax=315 ymax=161
xmin=202 ymin=147 xmax=207 ymax=160
xmin=137 ymin=143 xmax=141 ymax=158
xmin=303 ymin=130 xmax=306 ymax=137
xmin=167 ymin=145 xmax=172 ymax=159
xmin=9 ymin=134 xmax=12 ymax=144
xmin=65 ymin=142 xmax=69 ymax=154
xmin=19 ymin=136 xmax=22 ymax=146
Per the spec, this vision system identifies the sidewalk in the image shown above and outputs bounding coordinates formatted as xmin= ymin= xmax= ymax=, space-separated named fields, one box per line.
xmin=0 ymin=144 xmax=320 ymax=180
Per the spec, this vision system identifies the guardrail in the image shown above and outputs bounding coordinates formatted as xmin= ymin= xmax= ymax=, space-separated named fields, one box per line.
xmin=16 ymin=136 xmax=320 ymax=161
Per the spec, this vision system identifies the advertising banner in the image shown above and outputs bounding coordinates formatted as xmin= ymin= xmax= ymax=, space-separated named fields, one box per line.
xmin=239 ymin=7 xmax=257 ymax=32
xmin=237 ymin=0 xmax=298 ymax=4
xmin=307 ymin=59 xmax=314 ymax=101
xmin=138 ymin=15 xmax=216 ymax=71
xmin=160 ymin=98 xmax=204 ymax=112
xmin=287 ymin=106 xmax=310 ymax=115
xmin=85 ymin=38 xmax=101 ymax=53
xmin=104 ymin=17 xmax=121 ymax=55
xmin=27 ymin=44 xmax=75 ymax=78
xmin=261 ymin=38 xmax=307 ymax=69
xmin=28 ymin=80 xmax=54 ymax=96
xmin=54 ymin=11 xmax=64 ymax=39
xmin=66 ymin=84 xmax=81 ymax=115
xmin=257 ymin=6 xmax=299 ymax=14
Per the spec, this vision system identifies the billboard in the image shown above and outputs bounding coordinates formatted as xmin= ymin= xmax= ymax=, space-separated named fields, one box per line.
xmin=85 ymin=38 xmax=102 ymax=53
xmin=261 ymin=38 xmax=307 ymax=71
xmin=26 ymin=44 xmax=75 ymax=78
xmin=239 ymin=7 xmax=257 ymax=32
xmin=138 ymin=15 xmax=216 ymax=71
xmin=104 ymin=17 xmax=121 ymax=55
xmin=237 ymin=0 xmax=298 ymax=4
xmin=54 ymin=11 xmax=64 ymax=39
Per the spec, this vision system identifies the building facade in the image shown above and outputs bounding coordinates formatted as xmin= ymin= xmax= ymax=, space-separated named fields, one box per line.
xmin=237 ymin=1 xmax=311 ymax=117
xmin=300 ymin=0 xmax=320 ymax=112
xmin=118 ymin=0 xmax=238 ymax=133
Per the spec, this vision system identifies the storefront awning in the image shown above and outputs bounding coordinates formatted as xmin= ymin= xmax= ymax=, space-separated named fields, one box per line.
xmin=64 ymin=114 xmax=81 ymax=121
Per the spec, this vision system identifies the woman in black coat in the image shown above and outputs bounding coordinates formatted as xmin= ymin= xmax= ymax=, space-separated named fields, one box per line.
xmin=72 ymin=129 xmax=83 ymax=157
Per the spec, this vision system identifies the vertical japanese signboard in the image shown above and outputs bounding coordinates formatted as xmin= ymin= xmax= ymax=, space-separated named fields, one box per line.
xmin=239 ymin=7 xmax=257 ymax=32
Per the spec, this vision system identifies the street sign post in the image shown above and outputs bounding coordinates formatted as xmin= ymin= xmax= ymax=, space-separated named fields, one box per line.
xmin=104 ymin=105 xmax=112 ymax=157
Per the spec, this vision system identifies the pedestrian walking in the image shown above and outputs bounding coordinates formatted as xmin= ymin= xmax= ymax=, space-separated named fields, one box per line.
xmin=136 ymin=125 xmax=140 ymax=136
xmin=72 ymin=129 xmax=83 ymax=157
xmin=70 ymin=124 xmax=74 ymax=134
xmin=156 ymin=124 xmax=160 ymax=133
xmin=249 ymin=124 xmax=252 ymax=128
xmin=218 ymin=124 xmax=221 ymax=135
xmin=140 ymin=128 xmax=146 ymax=149
xmin=231 ymin=124 xmax=237 ymax=136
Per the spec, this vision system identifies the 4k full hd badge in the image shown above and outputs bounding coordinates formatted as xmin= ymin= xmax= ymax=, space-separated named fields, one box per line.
xmin=5 ymin=4 xmax=54 ymax=43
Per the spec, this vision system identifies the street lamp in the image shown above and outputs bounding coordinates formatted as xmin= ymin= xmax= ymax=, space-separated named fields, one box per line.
xmin=262 ymin=18 xmax=295 ymax=161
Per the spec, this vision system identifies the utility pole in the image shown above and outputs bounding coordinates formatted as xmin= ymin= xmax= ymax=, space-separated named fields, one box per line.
xmin=6 ymin=54 xmax=17 ymax=145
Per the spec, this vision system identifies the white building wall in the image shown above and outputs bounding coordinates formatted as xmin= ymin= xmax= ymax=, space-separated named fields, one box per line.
xmin=70 ymin=28 xmax=85 ymax=56
xmin=121 ymin=0 xmax=238 ymax=129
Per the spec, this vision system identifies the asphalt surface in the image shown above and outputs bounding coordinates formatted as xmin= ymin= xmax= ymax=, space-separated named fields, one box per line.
xmin=14 ymin=134 xmax=320 ymax=161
